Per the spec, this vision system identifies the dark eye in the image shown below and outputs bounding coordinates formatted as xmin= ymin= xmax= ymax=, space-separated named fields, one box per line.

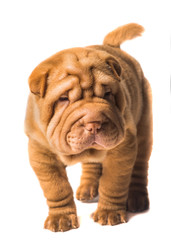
xmin=59 ymin=95 xmax=69 ymax=102
xmin=104 ymin=91 xmax=112 ymax=99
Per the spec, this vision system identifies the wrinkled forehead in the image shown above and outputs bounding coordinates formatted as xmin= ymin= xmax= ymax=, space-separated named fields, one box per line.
xmin=60 ymin=50 xmax=98 ymax=89
xmin=47 ymin=48 xmax=117 ymax=99
xmin=58 ymin=48 xmax=114 ymax=84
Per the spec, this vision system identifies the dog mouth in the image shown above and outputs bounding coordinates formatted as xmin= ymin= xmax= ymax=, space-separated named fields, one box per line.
xmin=49 ymin=100 xmax=125 ymax=155
xmin=66 ymin=126 xmax=119 ymax=153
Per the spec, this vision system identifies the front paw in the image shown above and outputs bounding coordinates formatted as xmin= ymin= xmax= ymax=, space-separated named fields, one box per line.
xmin=76 ymin=183 xmax=98 ymax=201
xmin=127 ymin=191 xmax=149 ymax=213
xmin=44 ymin=213 xmax=79 ymax=232
xmin=93 ymin=209 xmax=127 ymax=226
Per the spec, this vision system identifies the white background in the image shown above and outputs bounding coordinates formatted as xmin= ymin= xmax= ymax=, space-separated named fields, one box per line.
xmin=0 ymin=0 xmax=170 ymax=239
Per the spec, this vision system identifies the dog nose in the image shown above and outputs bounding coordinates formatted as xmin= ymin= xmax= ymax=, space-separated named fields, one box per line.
xmin=85 ymin=121 xmax=102 ymax=134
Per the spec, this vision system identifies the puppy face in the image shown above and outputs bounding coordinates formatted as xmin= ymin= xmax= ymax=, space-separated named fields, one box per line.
xmin=29 ymin=48 xmax=126 ymax=156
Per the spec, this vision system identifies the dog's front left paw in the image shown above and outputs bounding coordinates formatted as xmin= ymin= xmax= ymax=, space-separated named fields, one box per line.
xmin=44 ymin=213 xmax=79 ymax=232
xmin=93 ymin=209 xmax=127 ymax=226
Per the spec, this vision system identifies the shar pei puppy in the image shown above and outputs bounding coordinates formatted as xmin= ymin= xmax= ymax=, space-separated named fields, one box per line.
xmin=25 ymin=23 xmax=152 ymax=232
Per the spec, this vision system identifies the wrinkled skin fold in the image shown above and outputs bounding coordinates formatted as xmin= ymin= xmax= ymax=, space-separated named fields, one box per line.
xmin=25 ymin=23 xmax=152 ymax=232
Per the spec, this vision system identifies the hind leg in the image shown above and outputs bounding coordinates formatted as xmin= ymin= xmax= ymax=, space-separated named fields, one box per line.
xmin=127 ymin=79 xmax=153 ymax=212
xmin=76 ymin=163 xmax=102 ymax=201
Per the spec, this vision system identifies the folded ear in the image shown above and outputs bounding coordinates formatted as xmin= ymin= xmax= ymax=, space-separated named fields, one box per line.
xmin=28 ymin=65 xmax=50 ymax=97
xmin=106 ymin=58 xmax=122 ymax=81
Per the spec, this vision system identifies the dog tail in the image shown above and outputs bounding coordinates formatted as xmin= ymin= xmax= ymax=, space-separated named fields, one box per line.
xmin=103 ymin=23 xmax=144 ymax=48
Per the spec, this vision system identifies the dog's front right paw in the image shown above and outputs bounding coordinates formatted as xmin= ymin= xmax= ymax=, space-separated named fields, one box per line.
xmin=44 ymin=213 xmax=79 ymax=232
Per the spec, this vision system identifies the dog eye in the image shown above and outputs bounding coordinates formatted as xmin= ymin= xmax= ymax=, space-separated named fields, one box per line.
xmin=104 ymin=91 xmax=112 ymax=99
xmin=59 ymin=95 xmax=69 ymax=102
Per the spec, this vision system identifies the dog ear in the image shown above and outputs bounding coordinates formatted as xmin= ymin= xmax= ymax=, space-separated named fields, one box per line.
xmin=28 ymin=65 xmax=49 ymax=97
xmin=106 ymin=58 xmax=121 ymax=81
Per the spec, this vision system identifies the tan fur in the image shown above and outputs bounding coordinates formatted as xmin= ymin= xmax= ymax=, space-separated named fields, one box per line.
xmin=25 ymin=23 xmax=152 ymax=232
xmin=103 ymin=23 xmax=144 ymax=47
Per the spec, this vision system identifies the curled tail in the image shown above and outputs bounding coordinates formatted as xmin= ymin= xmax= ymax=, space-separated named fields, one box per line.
xmin=103 ymin=23 xmax=144 ymax=48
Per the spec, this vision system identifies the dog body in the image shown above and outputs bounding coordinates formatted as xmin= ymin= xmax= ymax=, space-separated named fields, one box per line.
xmin=25 ymin=23 xmax=152 ymax=231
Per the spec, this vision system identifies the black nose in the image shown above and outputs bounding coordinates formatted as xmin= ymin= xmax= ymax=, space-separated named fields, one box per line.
xmin=84 ymin=121 xmax=102 ymax=134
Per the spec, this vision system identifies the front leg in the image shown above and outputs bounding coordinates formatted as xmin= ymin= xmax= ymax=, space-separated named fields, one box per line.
xmin=93 ymin=130 xmax=137 ymax=225
xmin=28 ymin=140 xmax=78 ymax=232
